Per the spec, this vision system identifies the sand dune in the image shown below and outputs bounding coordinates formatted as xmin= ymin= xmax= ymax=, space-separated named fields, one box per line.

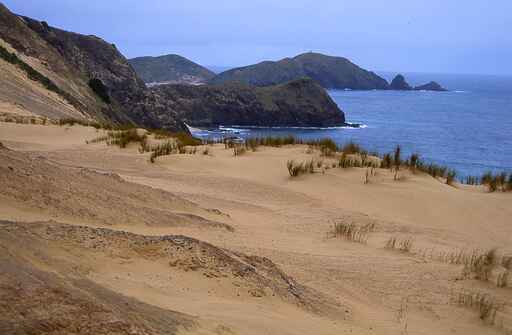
xmin=1 ymin=122 xmax=511 ymax=334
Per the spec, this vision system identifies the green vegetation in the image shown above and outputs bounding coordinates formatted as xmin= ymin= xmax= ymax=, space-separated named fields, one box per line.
xmin=88 ymin=78 xmax=111 ymax=104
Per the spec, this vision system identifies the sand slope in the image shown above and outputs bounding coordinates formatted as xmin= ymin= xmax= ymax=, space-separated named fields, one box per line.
xmin=0 ymin=122 xmax=511 ymax=335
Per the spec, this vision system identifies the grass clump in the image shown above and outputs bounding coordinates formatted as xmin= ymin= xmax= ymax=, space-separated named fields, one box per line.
xmin=233 ymin=143 xmax=246 ymax=156
xmin=331 ymin=220 xmax=375 ymax=244
xmin=108 ymin=129 xmax=147 ymax=148
xmin=385 ymin=236 xmax=413 ymax=253
xmin=149 ymin=141 xmax=177 ymax=163
xmin=446 ymin=170 xmax=457 ymax=186
xmin=454 ymin=290 xmax=504 ymax=325
xmin=149 ymin=130 xmax=202 ymax=146
xmin=87 ymin=129 xmax=147 ymax=148
xmin=286 ymin=159 xmax=315 ymax=177
xmin=480 ymin=171 xmax=512 ymax=192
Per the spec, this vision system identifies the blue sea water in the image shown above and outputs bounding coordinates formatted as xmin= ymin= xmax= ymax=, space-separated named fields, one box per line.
xmin=196 ymin=73 xmax=512 ymax=178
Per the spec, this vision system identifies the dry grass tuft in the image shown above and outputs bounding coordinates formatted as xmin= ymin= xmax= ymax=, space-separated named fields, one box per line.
xmin=286 ymin=159 xmax=315 ymax=177
xmin=462 ymin=248 xmax=498 ymax=282
xmin=86 ymin=129 xmax=147 ymax=148
xmin=385 ymin=236 xmax=414 ymax=253
xmin=453 ymin=290 xmax=505 ymax=325
xmin=331 ymin=220 xmax=376 ymax=244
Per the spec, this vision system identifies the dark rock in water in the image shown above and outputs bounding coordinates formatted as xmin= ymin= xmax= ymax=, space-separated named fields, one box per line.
xmin=414 ymin=81 xmax=447 ymax=91
xmin=211 ymin=52 xmax=389 ymax=90
xmin=144 ymin=78 xmax=346 ymax=129
xmin=389 ymin=74 xmax=412 ymax=90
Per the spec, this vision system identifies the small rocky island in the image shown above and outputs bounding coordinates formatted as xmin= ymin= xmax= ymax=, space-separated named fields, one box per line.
xmin=389 ymin=74 xmax=413 ymax=90
xmin=390 ymin=74 xmax=448 ymax=92
xmin=414 ymin=81 xmax=447 ymax=91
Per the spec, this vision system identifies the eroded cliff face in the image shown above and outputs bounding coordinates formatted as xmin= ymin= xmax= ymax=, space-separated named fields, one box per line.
xmin=146 ymin=78 xmax=345 ymax=128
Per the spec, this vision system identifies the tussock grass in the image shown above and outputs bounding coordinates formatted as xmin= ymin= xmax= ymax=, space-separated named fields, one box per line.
xmin=453 ymin=290 xmax=504 ymax=325
xmin=87 ymin=129 xmax=147 ymax=148
xmin=341 ymin=141 xmax=362 ymax=155
xmin=479 ymin=171 xmax=512 ymax=192
xmin=461 ymin=248 xmax=497 ymax=282
xmin=385 ymin=236 xmax=413 ymax=252
xmin=446 ymin=170 xmax=457 ymax=186
xmin=286 ymin=159 xmax=315 ymax=177
xmin=233 ymin=144 xmax=246 ymax=156
xmin=149 ymin=130 xmax=202 ymax=146
xmin=331 ymin=220 xmax=376 ymax=244
xmin=421 ymin=248 xmax=510 ymax=288
xmin=149 ymin=141 xmax=177 ymax=163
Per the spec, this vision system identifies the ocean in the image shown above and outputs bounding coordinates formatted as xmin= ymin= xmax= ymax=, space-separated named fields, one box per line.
xmin=194 ymin=72 xmax=512 ymax=179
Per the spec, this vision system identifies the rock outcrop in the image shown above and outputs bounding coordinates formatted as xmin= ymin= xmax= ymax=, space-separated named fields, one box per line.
xmin=414 ymin=81 xmax=447 ymax=91
xmin=145 ymin=78 xmax=346 ymax=128
xmin=129 ymin=54 xmax=215 ymax=85
xmin=389 ymin=74 xmax=412 ymax=90
xmin=211 ymin=52 xmax=389 ymax=90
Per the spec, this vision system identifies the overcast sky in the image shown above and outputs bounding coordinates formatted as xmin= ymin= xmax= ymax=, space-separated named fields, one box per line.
xmin=5 ymin=0 xmax=512 ymax=75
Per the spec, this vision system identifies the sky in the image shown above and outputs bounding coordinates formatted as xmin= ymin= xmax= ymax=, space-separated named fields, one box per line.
xmin=4 ymin=0 xmax=512 ymax=75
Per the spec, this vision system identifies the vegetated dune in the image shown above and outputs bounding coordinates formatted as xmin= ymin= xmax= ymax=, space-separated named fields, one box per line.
xmin=1 ymin=122 xmax=512 ymax=335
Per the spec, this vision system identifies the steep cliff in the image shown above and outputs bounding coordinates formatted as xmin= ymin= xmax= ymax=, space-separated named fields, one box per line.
xmin=144 ymin=78 xmax=345 ymax=128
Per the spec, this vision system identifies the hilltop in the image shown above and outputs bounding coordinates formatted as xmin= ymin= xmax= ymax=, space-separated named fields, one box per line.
xmin=129 ymin=54 xmax=215 ymax=85
xmin=211 ymin=52 xmax=390 ymax=90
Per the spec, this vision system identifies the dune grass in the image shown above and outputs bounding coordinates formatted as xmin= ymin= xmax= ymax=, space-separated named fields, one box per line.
xmin=385 ymin=236 xmax=414 ymax=253
xmin=453 ymin=290 xmax=507 ymax=327
xmin=86 ymin=129 xmax=147 ymax=148
xmin=331 ymin=220 xmax=375 ymax=244
xmin=148 ymin=141 xmax=177 ymax=163
xmin=286 ymin=159 xmax=315 ymax=177
xmin=420 ymin=247 xmax=510 ymax=288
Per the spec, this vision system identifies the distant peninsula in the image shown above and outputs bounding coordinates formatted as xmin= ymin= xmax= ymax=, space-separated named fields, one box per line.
xmin=210 ymin=52 xmax=390 ymax=90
